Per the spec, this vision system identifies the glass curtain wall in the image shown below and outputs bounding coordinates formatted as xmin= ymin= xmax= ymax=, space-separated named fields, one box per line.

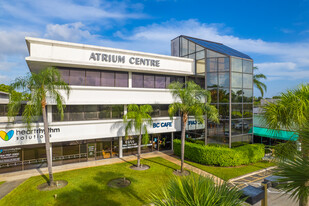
xmin=171 ymin=36 xmax=253 ymax=147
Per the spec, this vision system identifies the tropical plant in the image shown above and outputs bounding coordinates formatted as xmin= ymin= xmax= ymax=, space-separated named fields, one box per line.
xmin=253 ymin=66 xmax=267 ymax=97
xmin=123 ymin=104 xmax=153 ymax=167
xmin=262 ymin=83 xmax=309 ymax=205
xmin=151 ymin=175 xmax=244 ymax=206
xmin=8 ymin=67 xmax=70 ymax=186
xmin=168 ymin=81 xmax=219 ymax=173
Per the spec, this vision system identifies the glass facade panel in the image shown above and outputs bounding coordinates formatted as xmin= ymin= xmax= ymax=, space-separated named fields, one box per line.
xmin=165 ymin=76 xmax=170 ymax=88
xmin=69 ymin=105 xmax=84 ymax=121
xmin=84 ymin=105 xmax=98 ymax=120
xmin=243 ymin=119 xmax=253 ymax=133
xmin=132 ymin=73 xmax=143 ymax=88
xmin=144 ymin=74 xmax=155 ymax=88
xmin=217 ymin=120 xmax=229 ymax=137
xmin=209 ymin=88 xmax=218 ymax=103
xmin=218 ymin=58 xmax=229 ymax=71
xmin=218 ymin=73 xmax=229 ymax=88
xmin=207 ymin=58 xmax=217 ymax=72
xmin=231 ymin=89 xmax=243 ymax=103
xmin=196 ymin=45 xmax=204 ymax=52
xmin=70 ymin=70 xmax=85 ymax=85
xmin=231 ymin=72 xmax=242 ymax=88
xmin=232 ymin=119 xmax=242 ymax=135
xmin=243 ymin=104 xmax=253 ymax=118
xmin=86 ymin=71 xmax=100 ymax=86
xmin=207 ymin=50 xmax=226 ymax=58
xmin=99 ymin=105 xmax=112 ymax=119
xmin=243 ymin=89 xmax=253 ymax=102
xmin=171 ymin=37 xmax=180 ymax=57
xmin=207 ymin=73 xmax=217 ymax=88
xmin=219 ymin=104 xmax=229 ymax=119
xmin=232 ymin=104 xmax=242 ymax=119
xmin=101 ymin=71 xmax=115 ymax=87
xmin=196 ymin=59 xmax=205 ymax=74
xmin=231 ymin=58 xmax=242 ymax=72
xmin=243 ymin=60 xmax=253 ymax=73
xmin=243 ymin=74 xmax=253 ymax=89
xmin=180 ymin=37 xmax=188 ymax=56
xmin=196 ymin=50 xmax=204 ymax=60
xmin=218 ymin=88 xmax=229 ymax=103
xmin=189 ymin=41 xmax=195 ymax=54
xmin=112 ymin=105 xmax=124 ymax=119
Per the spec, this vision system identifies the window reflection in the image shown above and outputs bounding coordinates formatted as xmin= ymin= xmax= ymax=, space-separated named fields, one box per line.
xmin=218 ymin=73 xmax=229 ymax=88
xmin=218 ymin=58 xmax=229 ymax=71
xmin=232 ymin=104 xmax=242 ymax=119
xmin=243 ymin=89 xmax=253 ymax=102
xmin=218 ymin=88 xmax=229 ymax=103
xmin=243 ymin=104 xmax=253 ymax=118
xmin=207 ymin=58 xmax=217 ymax=72
xmin=208 ymin=88 xmax=218 ymax=103
xmin=231 ymin=72 xmax=242 ymax=88
xmin=243 ymin=74 xmax=253 ymax=89
xmin=207 ymin=73 xmax=217 ymax=88
xmin=231 ymin=89 xmax=243 ymax=103
xmin=181 ymin=37 xmax=188 ymax=56
xmin=231 ymin=58 xmax=242 ymax=72
xmin=219 ymin=104 xmax=229 ymax=119
xmin=243 ymin=60 xmax=253 ymax=73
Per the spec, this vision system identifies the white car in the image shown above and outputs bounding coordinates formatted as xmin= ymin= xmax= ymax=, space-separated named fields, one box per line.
xmin=235 ymin=123 xmax=249 ymax=130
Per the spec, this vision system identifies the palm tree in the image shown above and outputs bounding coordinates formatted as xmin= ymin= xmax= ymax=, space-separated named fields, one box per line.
xmin=151 ymin=175 xmax=244 ymax=206
xmin=168 ymin=81 xmax=219 ymax=173
xmin=253 ymin=66 xmax=267 ymax=97
xmin=8 ymin=67 xmax=70 ymax=186
xmin=262 ymin=83 xmax=309 ymax=205
xmin=123 ymin=104 xmax=153 ymax=168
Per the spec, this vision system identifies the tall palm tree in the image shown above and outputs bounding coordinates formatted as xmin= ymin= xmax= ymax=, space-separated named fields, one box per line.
xmin=168 ymin=81 xmax=219 ymax=173
xmin=262 ymin=83 xmax=309 ymax=206
xmin=8 ymin=67 xmax=70 ymax=186
xmin=253 ymin=66 xmax=267 ymax=97
xmin=123 ymin=104 xmax=153 ymax=168
xmin=151 ymin=175 xmax=244 ymax=206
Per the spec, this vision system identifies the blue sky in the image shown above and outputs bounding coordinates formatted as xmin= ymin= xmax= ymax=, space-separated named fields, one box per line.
xmin=0 ymin=0 xmax=309 ymax=97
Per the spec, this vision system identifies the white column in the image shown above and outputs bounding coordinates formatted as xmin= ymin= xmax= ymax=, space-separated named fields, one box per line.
xmin=128 ymin=72 xmax=132 ymax=88
xmin=124 ymin=105 xmax=128 ymax=115
xmin=171 ymin=132 xmax=174 ymax=152
xmin=118 ymin=136 xmax=123 ymax=158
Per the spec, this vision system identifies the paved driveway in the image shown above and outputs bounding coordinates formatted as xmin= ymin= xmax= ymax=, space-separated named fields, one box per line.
xmin=229 ymin=169 xmax=298 ymax=206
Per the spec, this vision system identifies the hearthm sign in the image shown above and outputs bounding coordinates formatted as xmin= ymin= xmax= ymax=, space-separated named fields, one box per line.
xmin=0 ymin=128 xmax=60 ymax=146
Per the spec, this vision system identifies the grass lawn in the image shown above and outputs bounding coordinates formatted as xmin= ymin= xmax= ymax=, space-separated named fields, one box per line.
xmin=0 ymin=181 xmax=4 ymax=186
xmin=185 ymin=160 xmax=276 ymax=181
xmin=0 ymin=157 xmax=182 ymax=206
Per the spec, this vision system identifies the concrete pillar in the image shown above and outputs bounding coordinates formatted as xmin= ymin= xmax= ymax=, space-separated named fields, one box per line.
xmin=47 ymin=105 xmax=52 ymax=123
xmin=128 ymin=72 xmax=132 ymax=88
xmin=171 ymin=132 xmax=174 ymax=152
xmin=119 ymin=136 xmax=123 ymax=158
xmin=124 ymin=105 xmax=127 ymax=115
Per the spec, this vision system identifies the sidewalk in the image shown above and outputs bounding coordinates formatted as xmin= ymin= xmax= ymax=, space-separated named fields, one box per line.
xmin=0 ymin=151 xmax=223 ymax=184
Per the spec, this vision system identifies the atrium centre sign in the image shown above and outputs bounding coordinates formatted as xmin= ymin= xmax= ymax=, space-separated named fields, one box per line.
xmin=89 ymin=52 xmax=161 ymax=67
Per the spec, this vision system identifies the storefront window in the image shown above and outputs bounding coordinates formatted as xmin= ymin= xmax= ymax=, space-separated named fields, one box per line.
xmin=101 ymin=71 xmax=115 ymax=87
xmin=70 ymin=70 xmax=85 ymax=85
xmin=86 ymin=70 xmax=100 ymax=86
xmin=115 ymin=72 xmax=128 ymax=87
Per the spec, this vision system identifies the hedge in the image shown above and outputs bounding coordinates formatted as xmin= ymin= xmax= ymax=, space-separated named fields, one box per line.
xmin=173 ymin=139 xmax=265 ymax=167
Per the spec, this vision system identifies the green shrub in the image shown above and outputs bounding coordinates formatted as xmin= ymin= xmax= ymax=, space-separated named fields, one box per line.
xmin=195 ymin=140 xmax=205 ymax=145
xmin=207 ymin=143 xmax=228 ymax=148
xmin=173 ymin=139 xmax=265 ymax=167
xmin=231 ymin=141 xmax=249 ymax=148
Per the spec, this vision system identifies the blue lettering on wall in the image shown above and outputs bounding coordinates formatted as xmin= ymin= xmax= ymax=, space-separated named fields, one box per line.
xmin=153 ymin=122 xmax=172 ymax=128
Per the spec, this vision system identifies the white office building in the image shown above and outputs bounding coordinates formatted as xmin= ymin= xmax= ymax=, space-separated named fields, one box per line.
xmin=0 ymin=36 xmax=253 ymax=173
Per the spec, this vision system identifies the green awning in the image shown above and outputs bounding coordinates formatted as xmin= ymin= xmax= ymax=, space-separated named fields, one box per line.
xmin=250 ymin=127 xmax=298 ymax=141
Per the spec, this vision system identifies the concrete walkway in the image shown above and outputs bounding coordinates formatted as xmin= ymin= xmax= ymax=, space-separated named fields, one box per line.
xmin=0 ymin=151 xmax=222 ymax=184
xmin=0 ymin=179 xmax=26 ymax=200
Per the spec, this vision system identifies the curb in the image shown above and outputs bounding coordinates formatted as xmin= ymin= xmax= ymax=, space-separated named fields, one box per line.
xmin=228 ymin=166 xmax=277 ymax=183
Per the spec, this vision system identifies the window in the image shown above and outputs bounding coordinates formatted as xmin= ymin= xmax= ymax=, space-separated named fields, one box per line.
xmin=155 ymin=76 xmax=165 ymax=88
xmin=207 ymin=73 xmax=217 ymax=88
xmin=207 ymin=58 xmax=217 ymax=72
xmin=218 ymin=73 xmax=229 ymax=88
xmin=243 ymin=74 xmax=253 ymax=89
xmin=231 ymin=72 xmax=242 ymax=88
xmin=101 ymin=71 xmax=114 ymax=87
xmin=132 ymin=73 xmax=143 ymax=88
xmin=59 ymin=69 xmax=70 ymax=84
xmin=231 ymin=58 xmax=242 ymax=72
xmin=70 ymin=70 xmax=85 ymax=85
xmin=180 ymin=37 xmax=188 ymax=56
xmin=86 ymin=71 xmax=100 ymax=86
xmin=115 ymin=72 xmax=128 ymax=87
xmin=218 ymin=58 xmax=229 ymax=71
xmin=243 ymin=60 xmax=253 ymax=73
xmin=84 ymin=105 xmax=98 ymax=120
xmin=144 ymin=74 xmax=155 ymax=88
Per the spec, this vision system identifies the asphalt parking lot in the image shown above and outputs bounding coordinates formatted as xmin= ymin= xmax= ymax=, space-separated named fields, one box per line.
xmin=229 ymin=169 xmax=298 ymax=206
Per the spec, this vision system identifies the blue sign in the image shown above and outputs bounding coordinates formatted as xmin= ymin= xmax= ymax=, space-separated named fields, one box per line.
xmin=153 ymin=122 xmax=172 ymax=128
xmin=188 ymin=120 xmax=202 ymax=125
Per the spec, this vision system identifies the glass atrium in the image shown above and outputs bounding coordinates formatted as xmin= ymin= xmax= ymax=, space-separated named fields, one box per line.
xmin=171 ymin=36 xmax=253 ymax=147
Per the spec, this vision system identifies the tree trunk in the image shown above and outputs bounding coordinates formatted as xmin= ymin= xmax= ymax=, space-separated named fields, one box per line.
xmin=137 ymin=129 xmax=142 ymax=167
xmin=180 ymin=113 xmax=188 ymax=173
xmin=42 ymin=101 xmax=54 ymax=186
xmin=299 ymin=195 xmax=309 ymax=206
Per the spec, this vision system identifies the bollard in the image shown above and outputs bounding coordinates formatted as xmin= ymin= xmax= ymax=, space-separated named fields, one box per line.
xmin=261 ymin=183 xmax=268 ymax=206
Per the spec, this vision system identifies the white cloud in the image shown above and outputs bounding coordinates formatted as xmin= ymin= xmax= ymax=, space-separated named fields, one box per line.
xmin=44 ymin=22 xmax=97 ymax=42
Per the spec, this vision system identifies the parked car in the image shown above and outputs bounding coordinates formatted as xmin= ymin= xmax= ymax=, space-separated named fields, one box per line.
xmin=235 ymin=123 xmax=249 ymax=130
